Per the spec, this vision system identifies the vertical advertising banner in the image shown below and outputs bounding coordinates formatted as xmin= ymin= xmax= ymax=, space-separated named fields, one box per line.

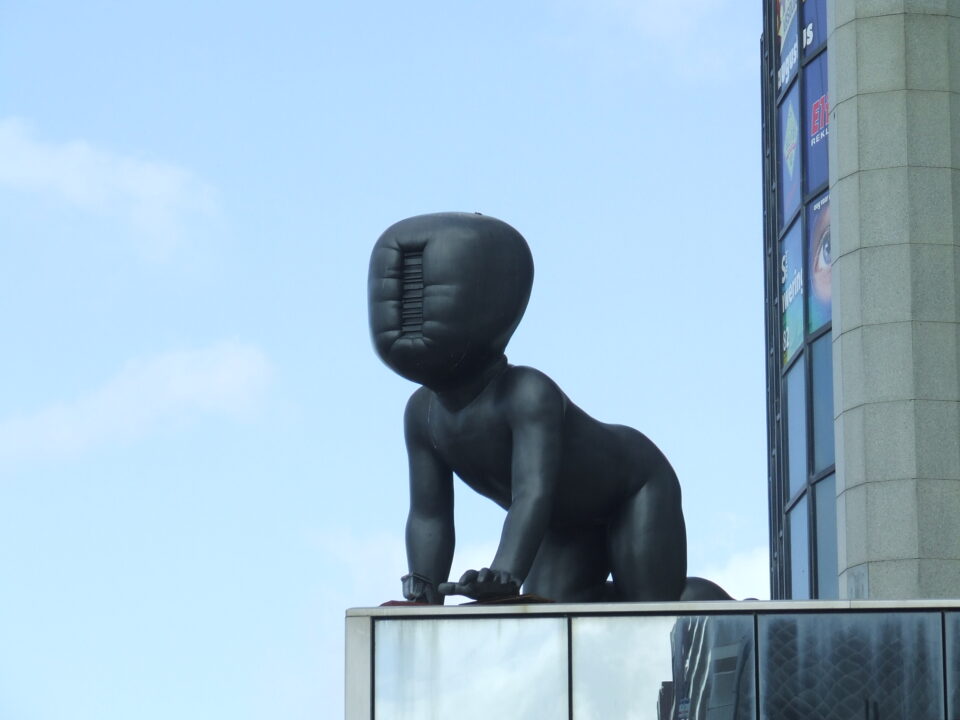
xmin=801 ymin=0 xmax=827 ymax=58
xmin=781 ymin=221 xmax=804 ymax=364
xmin=779 ymin=84 xmax=802 ymax=227
xmin=804 ymin=52 xmax=829 ymax=193
xmin=807 ymin=192 xmax=831 ymax=333
xmin=777 ymin=0 xmax=799 ymax=91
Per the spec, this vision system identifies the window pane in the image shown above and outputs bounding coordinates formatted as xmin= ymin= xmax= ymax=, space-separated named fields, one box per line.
xmin=815 ymin=474 xmax=838 ymax=599
xmin=803 ymin=52 xmax=829 ymax=193
xmin=776 ymin=0 xmax=800 ymax=93
xmin=807 ymin=192 xmax=832 ymax=333
xmin=785 ymin=358 xmax=808 ymax=497
xmin=780 ymin=221 xmax=804 ymax=364
xmin=375 ymin=617 xmax=568 ymax=719
xmin=801 ymin=0 xmax=827 ymax=58
xmin=811 ymin=333 xmax=835 ymax=472
xmin=788 ymin=495 xmax=810 ymax=599
xmin=572 ymin=615 xmax=756 ymax=720
xmin=759 ymin=612 xmax=944 ymax=720
xmin=778 ymin=84 xmax=802 ymax=227
xmin=946 ymin=613 xmax=960 ymax=720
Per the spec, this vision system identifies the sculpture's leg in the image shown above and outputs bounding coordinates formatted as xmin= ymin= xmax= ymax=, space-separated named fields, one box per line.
xmin=607 ymin=468 xmax=687 ymax=601
xmin=523 ymin=525 xmax=610 ymax=603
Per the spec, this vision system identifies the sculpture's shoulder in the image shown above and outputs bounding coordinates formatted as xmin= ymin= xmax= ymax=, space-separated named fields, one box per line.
xmin=498 ymin=365 xmax=566 ymax=419
xmin=403 ymin=386 xmax=434 ymax=434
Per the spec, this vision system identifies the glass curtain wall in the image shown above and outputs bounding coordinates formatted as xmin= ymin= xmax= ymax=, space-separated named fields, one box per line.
xmin=762 ymin=0 xmax=837 ymax=599
xmin=359 ymin=608 xmax=959 ymax=720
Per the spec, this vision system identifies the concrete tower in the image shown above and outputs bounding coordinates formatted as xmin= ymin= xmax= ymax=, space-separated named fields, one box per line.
xmin=829 ymin=0 xmax=960 ymax=598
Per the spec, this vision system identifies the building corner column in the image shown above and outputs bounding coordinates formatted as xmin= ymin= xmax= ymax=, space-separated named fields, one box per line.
xmin=829 ymin=0 xmax=960 ymax=599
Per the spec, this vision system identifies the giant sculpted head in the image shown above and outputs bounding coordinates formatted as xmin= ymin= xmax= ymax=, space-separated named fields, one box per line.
xmin=367 ymin=212 xmax=534 ymax=391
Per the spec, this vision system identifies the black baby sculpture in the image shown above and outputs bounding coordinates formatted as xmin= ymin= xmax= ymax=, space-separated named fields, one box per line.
xmin=368 ymin=212 xmax=730 ymax=604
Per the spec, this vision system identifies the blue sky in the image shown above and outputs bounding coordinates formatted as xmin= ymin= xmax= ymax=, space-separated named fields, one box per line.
xmin=1 ymin=2 xmax=765 ymax=717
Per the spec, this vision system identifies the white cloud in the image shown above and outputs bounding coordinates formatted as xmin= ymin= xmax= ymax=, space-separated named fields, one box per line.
xmin=0 ymin=342 xmax=270 ymax=463
xmin=0 ymin=117 xmax=218 ymax=257
xmin=696 ymin=545 xmax=770 ymax=600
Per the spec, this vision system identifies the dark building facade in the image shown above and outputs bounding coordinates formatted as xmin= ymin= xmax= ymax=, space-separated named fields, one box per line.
xmin=762 ymin=0 xmax=838 ymax=599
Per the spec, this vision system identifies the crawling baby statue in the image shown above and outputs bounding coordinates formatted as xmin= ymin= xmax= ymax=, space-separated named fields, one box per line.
xmin=368 ymin=212 xmax=730 ymax=603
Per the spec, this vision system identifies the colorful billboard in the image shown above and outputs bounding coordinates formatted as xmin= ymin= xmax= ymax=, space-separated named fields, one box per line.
xmin=801 ymin=0 xmax=827 ymax=58
xmin=804 ymin=52 xmax=829 ymax=193
xmin=781 ymin=221 xmax=804 ymax=364
xmin=807 ymin=192 xmax=831 ymax=332
xmin=777 ymin=0 xmax=799 ymax=91
xmin=778 ymin=84 xmax=802 ymax=227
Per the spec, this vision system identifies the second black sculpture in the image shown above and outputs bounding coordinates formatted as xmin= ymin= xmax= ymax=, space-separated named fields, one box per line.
xmin=368 ymin=212 xmax=730 ymax=603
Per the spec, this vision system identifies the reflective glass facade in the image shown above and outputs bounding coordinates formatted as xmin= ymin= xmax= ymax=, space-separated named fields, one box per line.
xmin=760 ymin=612 xmax=944 ymax=719
xmin=348 ymin=602 xmax=960 ymax=720
xmin=374 ymin=617 xmax=568 ymax=718
xmin=762 ymin=0 xmax=836 ymax=599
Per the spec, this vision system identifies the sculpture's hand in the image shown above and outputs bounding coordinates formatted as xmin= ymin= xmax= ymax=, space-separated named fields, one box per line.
xmin=438 ymin=568 xmax=520 ymax=600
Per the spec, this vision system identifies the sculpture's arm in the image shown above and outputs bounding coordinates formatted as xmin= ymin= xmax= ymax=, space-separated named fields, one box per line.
xmin=492 ymin=371 xmax=563 ymax=582
xmin=402 ymin=388 xmax=454 ymax=604
xmin=440 ymin=369 xmax=563 ymax=600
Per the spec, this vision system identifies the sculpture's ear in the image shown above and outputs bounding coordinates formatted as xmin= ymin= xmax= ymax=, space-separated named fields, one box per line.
xmin=368 ymin=212 xmax=534 ymax=387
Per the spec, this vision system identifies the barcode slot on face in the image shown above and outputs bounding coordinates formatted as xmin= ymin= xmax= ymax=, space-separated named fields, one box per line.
xmin=401 ymin=250 xmax=424 ymax=335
